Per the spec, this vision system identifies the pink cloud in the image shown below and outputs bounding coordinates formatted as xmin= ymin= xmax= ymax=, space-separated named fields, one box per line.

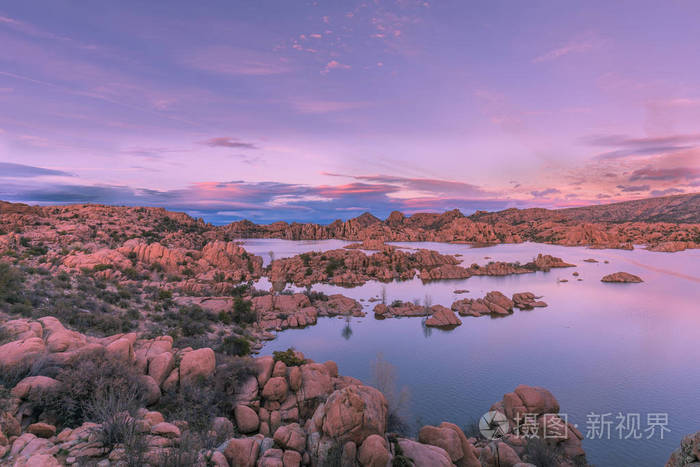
xmin=321 ymin=60 xmax=351 ymax=74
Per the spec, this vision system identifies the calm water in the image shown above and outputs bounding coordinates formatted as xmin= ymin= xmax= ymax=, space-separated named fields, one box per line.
xmin=239 ymin=239 xmax=700 ymax=467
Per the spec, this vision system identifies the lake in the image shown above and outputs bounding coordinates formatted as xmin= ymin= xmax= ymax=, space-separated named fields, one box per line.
xmin=239 ymin=239 xmax=700 ymax=467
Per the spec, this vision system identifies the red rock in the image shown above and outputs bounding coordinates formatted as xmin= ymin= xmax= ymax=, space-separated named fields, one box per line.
xmin=26 ymin=422 xmax=56 ymax=438
xmin=224 ymin=436 xmax=261 ymax=467
xmin=288 ymin=366 xmax=302 ymax=391
xmin=418 ymin=425 xmax=464 ymax=462
xmin=438 ymin=422 xmax=481 ymax=467
xmin=256 ymin=355 xmax=275 ymax=386
xmin=234 ymin=405 xmax=260 ymax=434
xmin=148 ymin=352 xmax=175 ymax=386
xmin=151 ymin=422 xmax=180 ymax=438
xmin=397 ymin=438 xmax=452 ymax=466
xmin=25 ymin=454 xmax=61 ymax=467
xmin=11 ymin=376 xmax=60 ymax=400
xmin=323 ymin=360 xmax=339 ymax=377
xmin=512 ymin=385 xmax=560 ymax=416
xmin=601 ymin=272 xmax=643 ymax=283
xmin=282 ymin=449 xmax=302 ymax=467
xmin=273 ymin=423 xmax=306 ymax=452
xmin=262 ymin=377 xmax=289 ymax=402
xmin=358 ymin=434 xmax=390 ymax=467
xmin=322 ymin=385 xmax=388 ymax=444
xmin=179 ymin=348 xmax=215 ymax=385
xmin=299 ymin=363 xmax=332 ymax=401
xmin=106 ymin=337 xmax=134 ymax=361
xmin=425 ymin=306 xmax=462 ymax=327
xmin=0 ymin=337 xmax=45 ymax=368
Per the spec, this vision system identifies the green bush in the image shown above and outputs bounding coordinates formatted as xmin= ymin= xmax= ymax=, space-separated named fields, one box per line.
xmin=218 ymin=336 xmax=250 ymax=356
xmin=232 ymin=297 xmax=256 ymax=325
xmin=325 ymin=257 xmax=344 ymax=276
xmin=273 ymin=348 xmax=304 ymax=366
xmin=0 ymin=263 xmax=25 ymax=304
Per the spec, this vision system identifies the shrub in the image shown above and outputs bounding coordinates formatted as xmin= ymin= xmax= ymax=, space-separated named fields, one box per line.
xmin=40 ymin=351 xmax=146 ymax=428
xmin=0 ymin=326 xmax=12 ymax=345
xmin=325 ymin=257 xmax=344 ymax=276
xmin=158 ymin=357 xmax=255 ymax=434
xmin=88 ymin=386 xmax=143 ymax=449
xmin=273 ymin=348 xmax=304 ymax=366
xmin=304 ymin=290 xmax=328 ymax=302
xmin=0 ymin=263 xmax=25 ymax=304
xmin=523 ymin=438 xmax=561 ymax=467
xmin=218 ymin=335 xmax=250 ymax=356
xmin=232 ymin=297 xmax=256 ymax=325
xmin=157 ymin=289 xmax=173 ymax=301
xmin=462 ymin=418 xmax=482 ymax=439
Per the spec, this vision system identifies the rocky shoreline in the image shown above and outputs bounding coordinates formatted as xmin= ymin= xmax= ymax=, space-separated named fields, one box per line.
xmin=0 ymin=316 xmax=588 ymax=467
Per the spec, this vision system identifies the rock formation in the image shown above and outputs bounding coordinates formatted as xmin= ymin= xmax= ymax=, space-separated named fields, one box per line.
xmin=601 ymin=272 xmax=644 ymax=283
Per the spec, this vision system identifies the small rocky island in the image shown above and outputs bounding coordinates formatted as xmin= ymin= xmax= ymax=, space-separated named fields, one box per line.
xmin=601 ymin=272 xmax=644 ymax=283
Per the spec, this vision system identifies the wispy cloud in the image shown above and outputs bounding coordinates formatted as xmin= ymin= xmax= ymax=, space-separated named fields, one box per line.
xmin=616 ymin=184 xmax=650 ymax=192
xmin=629 ymin=166 xmax=700 ymax=182
xmin=530 ymin=188 xmax=561 ymax=197
xmin=322 ymin=172 xmax=495 ymax=198
xmin=290 ymin=99 xmax=368 ymax=114
xmin=200 ymin=137 xmax=258 ymax=149
xmin=0 ymin=162 xmax=72 ymax=178
xmin=650 ymin=187 xmax=684 ymax=196
xmin=180 ymin=46 xmax=292 ymax=76
xmin=533 ymin=34 xmax=602 ymax=63
xmin=583 ymin=132 xmax=700 ymax=160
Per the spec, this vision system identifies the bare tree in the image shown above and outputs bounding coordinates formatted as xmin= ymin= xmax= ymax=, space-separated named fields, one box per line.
xmin=371 ymin=353 xmax=411 ymax=434
xmin=423 ymin=294 xmax=432 ymax=315
xmin=380 ymin=285 xmax=387 ymax=305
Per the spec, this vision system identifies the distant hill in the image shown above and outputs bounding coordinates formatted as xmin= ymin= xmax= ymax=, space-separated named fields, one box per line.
xmin=469 ymin=193 xmax=700 ymax=224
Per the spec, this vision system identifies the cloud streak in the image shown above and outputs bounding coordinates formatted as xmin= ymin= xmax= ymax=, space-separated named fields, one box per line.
xmin=0 ymin=162 xmax=72 ymax=178
xmin=201 ymin=137 xmax=258 ymax=149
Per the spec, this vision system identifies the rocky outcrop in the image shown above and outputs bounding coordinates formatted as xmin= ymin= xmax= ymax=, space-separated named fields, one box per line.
xmin=451 ymin=291 xmax=515 ymax=317
xmin=251 ymin=293 xmax=364 ymax=331
xmin=666 ymin=430 xmax=700 ymax=466
xmin=526 ymin=253 xmax=575 ymax=270
xmin=601 ymin=272 xmax=643 ymax=283
xmin=512 ymin=292 xmax=547 ymax=310
xmin=485 ymin=385 xmax=587 ymax=465
xmin=268 ymin=248 xmax=463 ymax=287
xmin=373 ymin=302 xmax=431 ymax=318
xmin=424 ymin=306 xmax=462 ymax=327
xmin=648 ymin=241 xmax=697 ymax=252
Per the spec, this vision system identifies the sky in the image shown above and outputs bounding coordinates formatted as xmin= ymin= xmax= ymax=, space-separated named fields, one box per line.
xmin=0 ymin=0 xmax=699 ymax=224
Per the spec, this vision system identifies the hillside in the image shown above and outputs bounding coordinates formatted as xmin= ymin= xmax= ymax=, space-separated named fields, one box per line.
xmin=469 ymin=193 xmax=700 ymax=224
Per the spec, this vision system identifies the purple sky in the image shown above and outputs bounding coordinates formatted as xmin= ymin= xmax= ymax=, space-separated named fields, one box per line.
xmin=1 ymin=1 xmax=699 ymax=223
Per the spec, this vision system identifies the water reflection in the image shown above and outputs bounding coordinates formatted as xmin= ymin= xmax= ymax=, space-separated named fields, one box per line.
xmin=341 ymin=315 xmax=353 ymax=340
